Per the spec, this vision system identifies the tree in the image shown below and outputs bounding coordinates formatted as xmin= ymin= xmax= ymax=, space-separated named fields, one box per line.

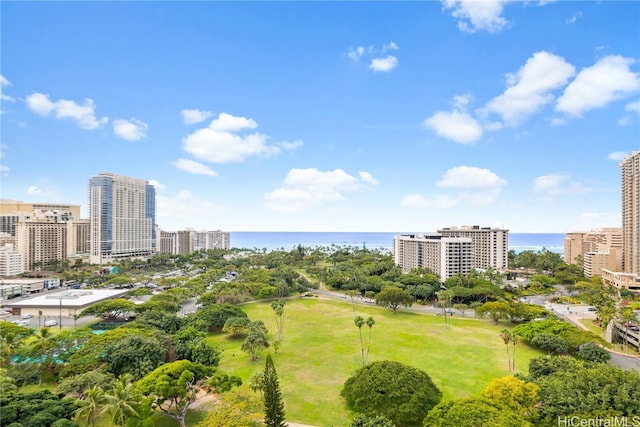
xmin=0 ymin=390 xmax=79 ymax=426
xmin=354 ymin=316 xmax=365 ymax=366
xmin=576 ymin=343 xmax=610 ymax=363
xmin=79 ymin=299 xmax=136 ymax=322
xmin=476 ymin=301 xmax=510 ymax=324
xmin=365 ymin=316 xmax=375 ymax=365
xmin=197 ymin=389 xmax=264 ymax=427
xmin=262 ymin=355 xmax=286 ymax=427
xmin=500 ymin=329 xmax=514 ymax=373
xmin=75 ymin=385 xmax=107 ymax=427
xmin=242 ymin=329 xmax=270 ymax=361
xmin=618 ymin=306 xmax=637 ymax=353
xmin=423 ymin=397 xmax=531 ymax=427
xmin=374 ymin=286 xmax=413 ymax=312
xmin=136 ymin=360 xmax=240 ymax=427
xmin=271 ymin=299 xmax=286 ymax=341
xmin=103 ymin=373 xmax=141 ymax=427
xmin=437 ymin=290 xmax=454 ymax=329
xmin=481 ymin=376 xmax=539 ymax=417
xmin=530 ymin=333 xmax=569 ymax=356
xmin=350 ymin=414 xmax=395 ymax=427
xmin=104 ymin=333 xmax=168 ymax=380
xmin=341 ymin=360 xmax=442 ymax=426
xmin=222 ymin=317 xmax=251 ymax=337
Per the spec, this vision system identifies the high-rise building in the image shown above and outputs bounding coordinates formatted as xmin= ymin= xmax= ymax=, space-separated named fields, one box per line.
xmin=89 ymin=173 xmax=156 ymax=265
xmin=564 ymin=228 xmax=623 ymax=278
xmin=15 ymin=216 xmax=71 ymax=270
xmin=621 ymin=152 xmax=640 ymax=275
xmin=194 ymin=230 xmax=230 ymax=250
xmin=0 ymin=243 xmax=24 ymax=276
xmin=437 ymin=225 xmax=509 ymax=270
xmin=394 ymin=234 xmax=473 ymax=280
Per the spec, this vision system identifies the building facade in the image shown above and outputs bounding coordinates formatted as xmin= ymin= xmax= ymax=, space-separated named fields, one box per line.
xmin=0 ymin=243 xmax=24 ymax=276
xmin=437 ymin=225 xmax=509 ymax=270
xmin=89 ymin=173 xmax=156 ymax=264
xmin=621 ymin=152 xmax=640 ymax=275
xmin=15 ymin=216 xmax=71 ymax=271
xmin=394 ymin=234 xmax=473 ymax=280
xmin=564 ymin=228 xmax=623 ymax=278
xmin=193 ymin=230 xmax=230 ymax=250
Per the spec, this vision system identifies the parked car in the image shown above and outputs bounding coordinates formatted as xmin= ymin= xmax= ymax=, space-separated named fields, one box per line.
xmin=21 ymin=313 xmax=33 ymax=319
xmin=44 ymin=320 xmax=58 ymax=327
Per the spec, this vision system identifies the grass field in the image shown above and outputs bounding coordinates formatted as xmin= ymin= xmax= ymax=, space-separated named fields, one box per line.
xmin=207 ymin=297 xmax=545 ymax=426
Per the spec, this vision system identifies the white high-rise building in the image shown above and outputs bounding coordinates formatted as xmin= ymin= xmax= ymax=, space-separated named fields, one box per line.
xmin=0 ymin=243 xmax=24 ymax=276
xmin=394 ymin=234 xmax=473 ymax=280
xmin=437 ymin=225 xmax=509 ymax=270
xmin=89 ymin=173 xmax=156 ymax=265
xmin=621 ymin=152 xmax=640 ymax=275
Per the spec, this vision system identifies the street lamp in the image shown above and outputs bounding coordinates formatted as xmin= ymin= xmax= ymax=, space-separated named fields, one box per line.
xmin=59 ymin=299 xmax=62 ymax=330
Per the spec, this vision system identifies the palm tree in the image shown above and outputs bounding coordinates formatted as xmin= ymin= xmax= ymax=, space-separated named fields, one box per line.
xmin=354 ymin=316 xmax=365 ymax=366
xmin=499 ymin=329 xmax=513 ymax=373
xmin=31 ymin=327 xmax=53 ymax=385
xmin=75 ymin=385 xmax=106 ymax=427
xmin=365 ymin=317 xmax=375 ymax=365
xmin=102 ymin=374 xmax=140 ymax=427
xmin=0 ymin=331 xmax=24 ymax=367
xmin=618 ymin=306 xmax=637 ymax=353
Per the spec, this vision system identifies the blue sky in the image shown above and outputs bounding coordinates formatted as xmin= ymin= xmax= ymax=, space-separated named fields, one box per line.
xmin=1 ymin=1 xmax=639 ymax=233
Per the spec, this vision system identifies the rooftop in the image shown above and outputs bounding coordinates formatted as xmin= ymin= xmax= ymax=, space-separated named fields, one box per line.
xmin=3 ymin=289 xmax=129 ymax=308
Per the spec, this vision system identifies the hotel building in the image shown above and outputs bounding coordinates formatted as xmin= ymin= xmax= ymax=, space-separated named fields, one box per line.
xmin=393 ymin=234 xmax=473 ymax=280
xmin=564 ymin=228 xmax=623 ymax=279
xmin=437 ymin=225 xmax=509 ymax=270
xmin=621 ymin=151 xmax=640 ymax=275
xmin=89 ymin=173 xmax=156 ymax=265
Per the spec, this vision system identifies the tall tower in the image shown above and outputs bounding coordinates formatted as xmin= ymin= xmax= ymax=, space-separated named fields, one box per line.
xmin=621 ymin=152 xmax=640 ymax=275
xmin=89 ymin=173 xmax=156 ymax=265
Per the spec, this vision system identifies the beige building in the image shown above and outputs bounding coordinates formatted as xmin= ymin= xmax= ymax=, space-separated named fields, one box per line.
xmin=602 ymin=269 xmax=640 ymax=292
xmin=394 ymin=234 xmax=473 ymax=280
xmin=0 ymin=200 xmax=81 ymax=220
xmin=437 ymin=225 xmax=509 ymax=270
xmin=194 ymin=230 xmax=230 ymax=250
xmin=621 ymin=152 xmax=640 ymax=275
xmin=564 ymin=228 xmax=623 ymax=278
xmin=15 ymin=217 xmax=71 ymax=271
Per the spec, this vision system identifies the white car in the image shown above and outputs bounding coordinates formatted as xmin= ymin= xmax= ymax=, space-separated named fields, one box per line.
xmin=44 ymin=320 xmax=58 ymax=327
xmin=21 ymin=313 xmax=33 ymax=319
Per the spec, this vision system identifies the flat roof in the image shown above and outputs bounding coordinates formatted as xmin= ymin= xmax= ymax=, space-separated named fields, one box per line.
xmin=1 ymin=279 xmax=48 ymax=285
xmin=3 ymin=289 xmax=129 ymax=308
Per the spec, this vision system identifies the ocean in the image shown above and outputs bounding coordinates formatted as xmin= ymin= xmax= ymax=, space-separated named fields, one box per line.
xmin=229 ymin=231 xmax=565 ymax=255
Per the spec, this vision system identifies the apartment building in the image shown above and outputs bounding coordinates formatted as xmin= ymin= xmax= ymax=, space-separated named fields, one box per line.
xmin=564 ymin=228 xmax=623 ymax=278
xmin=15 ymin=216 xmax=71 ymax=270
xmin=394 ymin=234 xmax=473 ymax=280
xmin=89 ymin=173 xmax=156 ymax=264
xmin=0 ymin=243 xmax=24 ymax=276
xmin=437 ymin=225 xmax=509 ymax=270
xmin=621 ymin=151 xmax=640 ymax=275
xmin=158 ymin=229 xmax=230 ymax=255
xmin=0 ymin=200 xmax=81 ymax=220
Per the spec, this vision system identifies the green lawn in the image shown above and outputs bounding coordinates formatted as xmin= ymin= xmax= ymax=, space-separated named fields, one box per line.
xmin=207 ymin=297 xmax=545 ymax=426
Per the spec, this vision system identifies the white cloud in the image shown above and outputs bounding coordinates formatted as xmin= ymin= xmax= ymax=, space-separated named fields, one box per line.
xmin=400 ymin=193 xmax=459 ymax=208
xmin=608 ymin=151 xmax=628 ymax=161
xmin=154 ymin=189 xmax=230 ymax=231
xmin=26 ymin=185 xmax=57 ymax=199
xmin=576 ymin=212 xmax=621 ymax=230
xmin=173 ymin=159 xmax=218 ymax=177
xmin=263 ymin=168 xmax=378 ymax=212
xmin=483 ymin=51 xmax=575 ymax=125
xmin=182 ymin=112 xmax=301 ymax=163
xmin=348 ymin=46 xmax=365 ymax=61
xmin=25 ymin=92 xmax=108 ymax=130
xmin=565 ymin=12 xmax=582 ymax=24
xmin=147 ymin=179 xmax=166 ymax=192
xmin=556 ymin=55 xmax=640 ymax=117
xmin=0 ymin=75 xmax=15 ymax=103
xmin=437 ymin=166 xmax=507 ymax=190
xmin=441 ymin=0 xmax=511 ymax=33
xmin=532 ymin=173 xmax=592 ymax=198
xmin=403 ymin=166 xmax=506 ymax=209
xmin=423 ymin=110 xmax=483 ymax=144
xmin=382 ymin=42 xmax=399 ymax=52
xmin=0 ymin=165 xmax=8 ymax=173
xmin=625 ymin=100 xmax=640 ymax=117
xmin=181 ymin=109 xmax=214 ymax=125
xmin=0 ymin=75 xmax=9 ymax=87
xmin=113 ymin=118 xmax=148 ymax=141
xmin=369 ymin=55 xmax=398 ymax=73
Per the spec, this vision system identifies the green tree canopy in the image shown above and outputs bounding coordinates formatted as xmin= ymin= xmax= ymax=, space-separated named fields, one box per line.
xmin=374 ymin=287 xmax=413 ymax=312
xmin=341 ymin=360 xmax=442 ymax=426
xmin=423 ymin=397 xmax=531 ymax=427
